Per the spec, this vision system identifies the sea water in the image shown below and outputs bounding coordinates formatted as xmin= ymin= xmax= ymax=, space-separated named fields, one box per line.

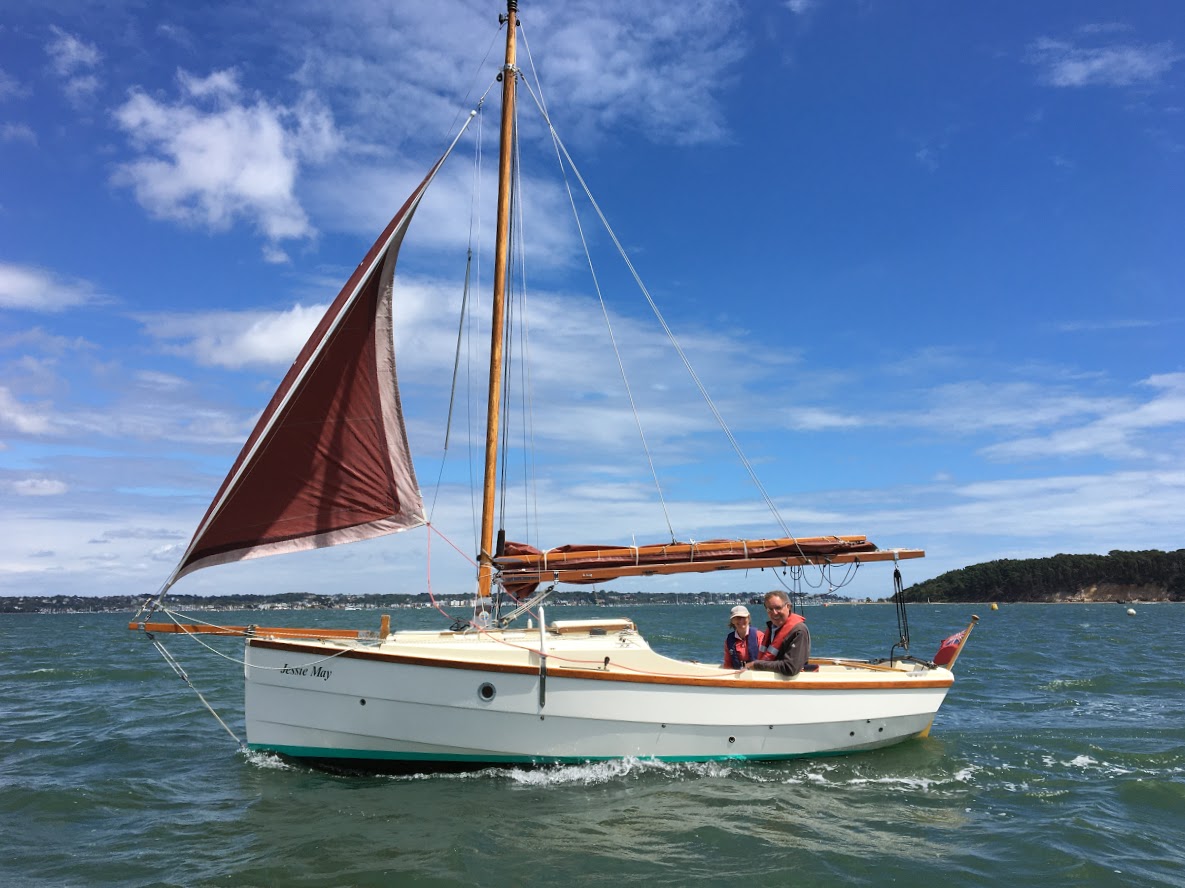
xmin=2 ymin=603 xmax=1182 ymax=887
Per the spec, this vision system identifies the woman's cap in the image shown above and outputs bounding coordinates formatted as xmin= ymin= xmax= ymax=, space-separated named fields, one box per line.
xmin=729 ymin=605 xmax=751 ymax=621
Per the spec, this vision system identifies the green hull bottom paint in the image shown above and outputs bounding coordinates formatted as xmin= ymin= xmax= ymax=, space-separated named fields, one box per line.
xmin=247 ymin=742 xmax=916 ymax=772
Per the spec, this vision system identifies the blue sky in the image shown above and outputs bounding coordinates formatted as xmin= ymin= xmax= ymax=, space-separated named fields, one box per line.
xmin=2 ymin=0 xmax=1183 ymax=602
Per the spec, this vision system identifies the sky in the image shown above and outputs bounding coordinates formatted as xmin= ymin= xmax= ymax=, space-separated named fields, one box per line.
xmin=1 ymin=0 xmax=1183 ymax=604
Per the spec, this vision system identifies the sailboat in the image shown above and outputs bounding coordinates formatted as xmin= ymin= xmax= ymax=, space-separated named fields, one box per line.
xmin=131 ymin=1 xmax=975 ymax=769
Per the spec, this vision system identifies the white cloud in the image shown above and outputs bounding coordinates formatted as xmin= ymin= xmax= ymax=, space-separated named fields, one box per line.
xmin=0 ymin=499 xmax=203 ymax=596
xmin=948 ymin=469 xmax=1185 ymax=538
xmin=11 ymin=477 xmax=69 ymax=496
xmin=129 ymin=272 xmax=781 ymax=468
xmin=0 ymin=262 xmax=102 ymax=311
xmin=1056 ymin=318 xmax=1160 ymax=332
xmin=0 ymin=123 xmax=37 ymax=145
xmin=92 ymin=527 xmax=186 ymax=542
xmin=980 ymin=373 xmax=1185 ymax=461
xmin=46 ymin=26 xmax=100 ymax=75
xmin=981 ymin=422 xmax=1137 ymax=461
xmin=0 ymin=68 xmax=27 ymax=101
xmin=782 ymin=406 xmax=866 ymax=431
xmin=138 ymin=303 xmax=324 ymax=369
xmin=0 ymin=379 xmax=235 ymax=446
xmin=74 ymin=403 xmax=248 ymax=446
xmin=1078 ymin=23 xmax=1133 ymax=37
xmin=134 ymin=370 xmax=189 ymax=392
xmin=914 ymin=380 xmax=1119 ymax=436
xmin=45 ymin=26 xmax=102 ymax=102
xmin=810 ymin=468 xmax=1185 ymax=592
xmin=752 ymin=364 xmax=1185 ymax=467
xmin=262 ymin=244 xmax=291 ymax=265
xmin=530 ymin=1 xmax=744 ymax=146
xmin=0 ymin=386 xmax=55 ymax=435
xmin=0 ymin=328 xmax=94 ymax=361
xmin=288 ymin=0 xmax=744 ymax=151
xmin=312 ymin=159 xmax=577 ymax=268
xmin=1029 ymin=36 xmax=1179 ymax=87
xmin=112 ymin=68 xmax=343 ymax=252
xmin=177 ymin=69 xmax=241 ymax=99
xmin=99 ymin=1 xmax=742 ymax=264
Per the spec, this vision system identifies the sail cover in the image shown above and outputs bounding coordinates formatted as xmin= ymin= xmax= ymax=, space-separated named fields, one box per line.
xmin=167 ymin=162 xmax=446 ymax=587
xmin=495 ymin=536 xmax=900 ymax=597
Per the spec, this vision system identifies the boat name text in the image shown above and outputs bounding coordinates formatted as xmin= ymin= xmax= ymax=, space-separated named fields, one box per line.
xmin=280 ymin=663 xmax=332 ymax=681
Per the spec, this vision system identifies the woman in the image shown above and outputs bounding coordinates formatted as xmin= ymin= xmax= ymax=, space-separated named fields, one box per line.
xmin=722 ymin=605 xmax=764 ymax=669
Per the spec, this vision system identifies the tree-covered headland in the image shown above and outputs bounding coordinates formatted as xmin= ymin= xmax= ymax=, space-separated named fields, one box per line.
xmin=907 ymin=549 xmax=1185 ymax=603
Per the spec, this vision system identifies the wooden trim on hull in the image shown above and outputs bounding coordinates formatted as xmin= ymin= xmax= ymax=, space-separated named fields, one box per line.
xmin=247 ymin=638 xmax=954 ymax=691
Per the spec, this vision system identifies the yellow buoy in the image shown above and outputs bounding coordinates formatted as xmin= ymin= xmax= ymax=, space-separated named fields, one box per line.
xmin=990 ymin=602 xmax=999 ymax=611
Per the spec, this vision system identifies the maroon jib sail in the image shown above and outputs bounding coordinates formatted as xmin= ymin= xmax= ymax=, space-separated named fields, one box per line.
xmin=164 ymin=160 xmax=449 ymax=589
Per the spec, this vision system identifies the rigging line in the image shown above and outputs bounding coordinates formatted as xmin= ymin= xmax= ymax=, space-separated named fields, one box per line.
xmin=509 ymin=96 xmax=542 ymax=552
xmin=828 ymin=561 xmax=860 ymax=590
xmin=518 ymin=78 xmax=791 ymax=540
xmin=892 ymin=563 xmax=910 ymax=654
xmin=467 ymin=116 xmax=485 ymax=559
xmin=495 ymin=221 xmax=512 ymax=535
xmin=431 ymin=243 xmax=471 ymax=521
xmin=147 ymin=635 xmax=244 ymax=748
xmin=772 ymin=568 xmax=805 ymax=612
xmin=797 ymin=560 xmax=831 ymax=589
xmin=518 ymin=34 xmax=676 ymax=540
xmin=442 ymin=22 xmax=505 ymax=143
xmin=547 ymin=123 xmax=676 ymax=539
xmin=495 ymin=88 xmax=522 ymax=539
xmin=506 ymin=110 xmax=524 ymax=542
xmin=155 ymin=606 xmax=374 ymax=669
xmin=423 ymin=523 xmax=469 ymax=626
xmin=431 ymin=97 xmax=489 ymax=524
xmin=426 ymin=520 xmax=479 ymax=567
xmin=422 ymin=521 xmax=482 ymax=625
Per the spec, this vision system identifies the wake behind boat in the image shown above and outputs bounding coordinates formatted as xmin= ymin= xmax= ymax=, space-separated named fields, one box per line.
xmin=131 ymin=0 xmax=975 ymax=769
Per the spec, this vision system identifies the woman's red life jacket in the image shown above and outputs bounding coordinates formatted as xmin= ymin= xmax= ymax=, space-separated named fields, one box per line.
xmin=724 ymin=627 xmax=763 ymax=668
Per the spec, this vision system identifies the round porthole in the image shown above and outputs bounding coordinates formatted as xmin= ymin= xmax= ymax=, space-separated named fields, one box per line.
xmin=478 ymin=682 xmax=496 ymax=702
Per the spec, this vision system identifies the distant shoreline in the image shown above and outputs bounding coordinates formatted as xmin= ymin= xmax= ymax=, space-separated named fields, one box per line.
xmin=2 ymin=594 xmax=1177 ymax=615
xmin=1 ymin=590 xmax=839 ymax=615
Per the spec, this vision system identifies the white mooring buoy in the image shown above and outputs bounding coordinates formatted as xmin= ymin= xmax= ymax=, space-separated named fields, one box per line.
xmin=1126 ymin=608 xmax=1137 ymax=616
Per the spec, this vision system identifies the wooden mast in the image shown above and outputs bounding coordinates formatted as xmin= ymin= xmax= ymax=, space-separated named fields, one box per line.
xmin=477 ymin=0 xmax=519 ymax=600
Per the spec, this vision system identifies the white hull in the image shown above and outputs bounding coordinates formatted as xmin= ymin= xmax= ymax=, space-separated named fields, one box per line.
xmin=243 ymin=620 xmax=952 ymax=767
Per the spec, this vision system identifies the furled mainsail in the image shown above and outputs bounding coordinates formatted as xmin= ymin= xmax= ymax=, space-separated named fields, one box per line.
xmin=495 ymin=536 xmax=921 ymax=597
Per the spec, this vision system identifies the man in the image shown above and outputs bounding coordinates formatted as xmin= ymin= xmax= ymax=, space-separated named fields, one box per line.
xmin=745 ymin=589 xmax=811 ymax=675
